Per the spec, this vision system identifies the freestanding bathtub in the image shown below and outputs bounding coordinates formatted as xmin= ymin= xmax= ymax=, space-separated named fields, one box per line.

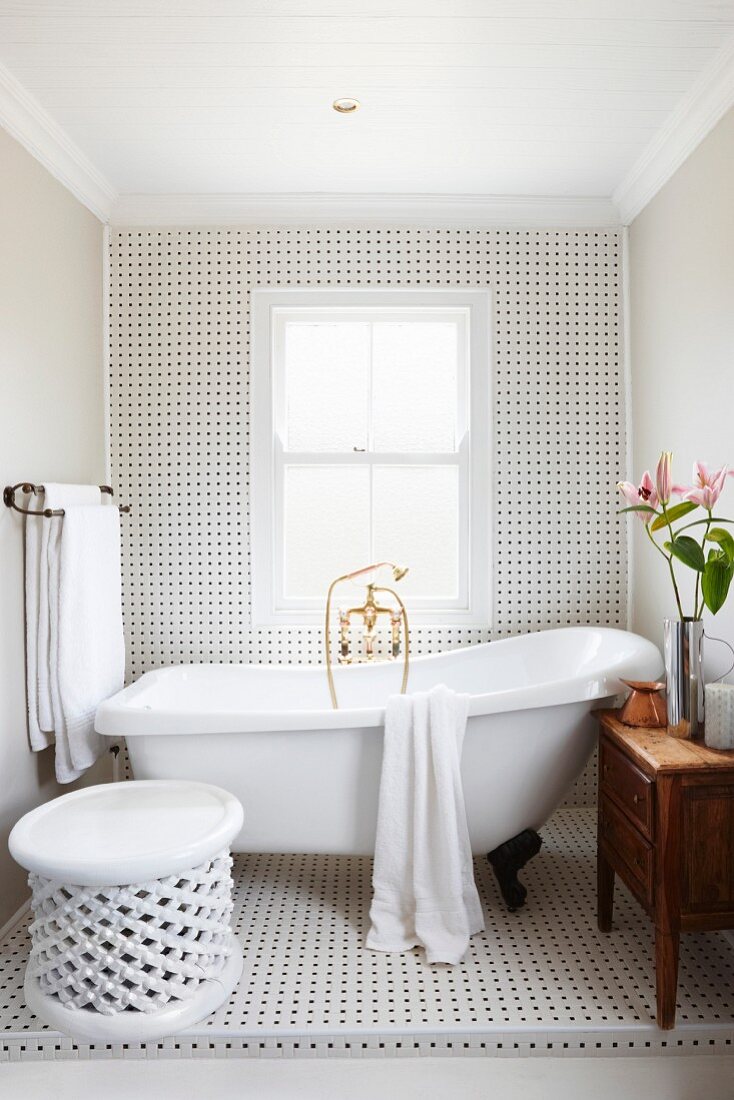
xmin=96 ymin=627 xmax=661 ymax=856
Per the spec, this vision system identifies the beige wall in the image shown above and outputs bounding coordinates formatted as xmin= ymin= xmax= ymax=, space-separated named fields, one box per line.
xmin=628 ymin=108 xmax=734 ymax=675
xmin=0 ymin=127 xmax=110 ymax=927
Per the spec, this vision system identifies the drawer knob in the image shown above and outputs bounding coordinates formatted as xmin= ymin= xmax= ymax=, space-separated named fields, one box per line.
xmin=635 ymin=857 xmax=644 ymax=868
xmin=603 ymin=764 xmax=609 ymax=774
xmin=633 ymin=794 xmax=645 ymax=805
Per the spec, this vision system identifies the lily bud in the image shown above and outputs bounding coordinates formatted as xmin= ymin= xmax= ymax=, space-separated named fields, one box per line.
xmin=655 ymin=451 xmax=673 ymax=505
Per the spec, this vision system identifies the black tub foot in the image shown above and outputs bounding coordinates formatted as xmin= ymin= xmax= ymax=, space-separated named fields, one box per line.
xmin=487 ymin=829 xmax=543 ymax=911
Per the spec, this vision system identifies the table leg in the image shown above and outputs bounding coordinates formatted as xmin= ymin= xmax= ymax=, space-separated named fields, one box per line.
xmin=597 ymin=847 xmax=615 ymax=932
xmin=655 ymin=927 xmax=680 ymax=1030
xmin=654 ymin=775 xmax=681 ymax=1031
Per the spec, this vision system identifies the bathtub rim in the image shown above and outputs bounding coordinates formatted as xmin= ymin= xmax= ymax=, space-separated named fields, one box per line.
xmin=96 ymin=627 xmax=662 ymax=738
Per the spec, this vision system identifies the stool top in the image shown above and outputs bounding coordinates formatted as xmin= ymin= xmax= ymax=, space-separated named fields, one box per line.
xmin=9 ymin=781 xmax=244 ymax=886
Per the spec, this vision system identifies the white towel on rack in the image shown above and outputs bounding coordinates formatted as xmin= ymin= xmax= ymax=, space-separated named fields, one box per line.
xmin=367 ymin=684 xmax=484 ymax=966
xmin=49 ymin=503 xmax=125 ymax=783
xmin=24 ymin=512 xmax=52 ymax=750
xmin=28 ymin=483 xmax=101 ymax=752
xmin=36 ymin=481 xmax=101 ymax=739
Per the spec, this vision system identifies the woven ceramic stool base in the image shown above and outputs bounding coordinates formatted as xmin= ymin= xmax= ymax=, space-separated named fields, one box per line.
xmin=27 ymin=850 xmax=236 ymax=1013
xmin=24 ymin=933 xmax=243 ymax=1042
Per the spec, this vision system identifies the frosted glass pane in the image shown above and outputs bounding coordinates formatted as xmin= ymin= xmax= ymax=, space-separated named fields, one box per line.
xmin=372 ymin=466 xmax=459 ymax=599
xmin=372 ymin=323 xmax=458 ymax=452
xmin=285 ymin=322 xmax=369 ymax=452
xmin=284 ymin=466 xmax=370 ymax=598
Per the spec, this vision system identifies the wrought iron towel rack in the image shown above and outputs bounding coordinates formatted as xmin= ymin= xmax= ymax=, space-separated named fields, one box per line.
xmin=3 ymin=482 xmax=131 ymax=518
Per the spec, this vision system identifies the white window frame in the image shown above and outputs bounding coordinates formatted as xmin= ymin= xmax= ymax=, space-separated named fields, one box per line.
xmin=250 ymin=287 xmax=491 ymax=626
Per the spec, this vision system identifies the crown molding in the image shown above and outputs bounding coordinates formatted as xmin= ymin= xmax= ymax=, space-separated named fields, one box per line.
xmin=1 ymin=32 xmax=731 ymax=232
xmin=110 ymin=192 xmax=620 ymax=229
xmin=614 ymin=39 xmax=734 ymax=226
xmin=0 ymin=62 xmax=116 ymax=223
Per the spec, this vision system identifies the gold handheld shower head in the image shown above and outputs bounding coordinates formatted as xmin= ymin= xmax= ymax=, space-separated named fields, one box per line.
xmin=340 ymin=561 xmax=408 ymax=585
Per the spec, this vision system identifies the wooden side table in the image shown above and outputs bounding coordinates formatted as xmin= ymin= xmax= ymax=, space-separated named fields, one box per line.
xmin=595 ymin=709 xmax=734 ymax=1029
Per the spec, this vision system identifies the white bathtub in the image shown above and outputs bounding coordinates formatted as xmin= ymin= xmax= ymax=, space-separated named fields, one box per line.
xmin=95 ymin=627 xmax=661 ymax=856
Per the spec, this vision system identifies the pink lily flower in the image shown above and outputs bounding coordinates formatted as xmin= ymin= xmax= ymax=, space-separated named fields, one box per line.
xmin=618 ymin=471 xmax=659 ymax=523
xmin=679 ymin=461 xmax=728 ymax=510
xmin=655 ymin=451 xmax=672 ymax=505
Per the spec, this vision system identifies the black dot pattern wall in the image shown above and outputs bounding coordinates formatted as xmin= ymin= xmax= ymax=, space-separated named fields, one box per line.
xmin=109 ymin=228 xmax=627 ymax=687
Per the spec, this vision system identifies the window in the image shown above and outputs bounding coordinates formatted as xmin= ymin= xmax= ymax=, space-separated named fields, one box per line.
xmin=251 ymin=288 xmax=490 ymax=625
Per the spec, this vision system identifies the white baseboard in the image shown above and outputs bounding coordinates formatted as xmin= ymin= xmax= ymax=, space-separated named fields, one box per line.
xmin=0 ymin=897 xmax=30 ymax=942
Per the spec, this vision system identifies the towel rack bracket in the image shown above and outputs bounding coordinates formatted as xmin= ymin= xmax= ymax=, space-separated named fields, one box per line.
xmin=3 ymin=482 xmax=131 ymax=518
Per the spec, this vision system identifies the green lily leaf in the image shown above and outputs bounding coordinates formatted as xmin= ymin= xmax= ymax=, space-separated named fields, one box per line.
xmin=702 ymin=557 xmax=734 ymax=615
xmin=663 ymin=535 xmax=706 ymax=572
xmin=705 ymin=528 xmax=734 ymax=563
xmin=649 ymin=500 xmax=698 ymax=532
xmin=617 ymin=504 xmax=658 ymax=515
xmin=674 ymin=516 xmax=734 ymax=533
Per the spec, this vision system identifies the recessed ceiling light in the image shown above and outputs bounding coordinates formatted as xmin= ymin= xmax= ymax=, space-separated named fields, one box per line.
xmin=333 ymin=98 xmax=360 ymax=114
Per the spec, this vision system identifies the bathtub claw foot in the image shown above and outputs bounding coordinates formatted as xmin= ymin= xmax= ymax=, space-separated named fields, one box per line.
xmin=487 ymin=829 xmax=543 ymax=912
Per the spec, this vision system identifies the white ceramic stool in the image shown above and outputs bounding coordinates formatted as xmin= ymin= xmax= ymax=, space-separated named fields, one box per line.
xmin=9 ymin=780 xmax=244 ymax=1043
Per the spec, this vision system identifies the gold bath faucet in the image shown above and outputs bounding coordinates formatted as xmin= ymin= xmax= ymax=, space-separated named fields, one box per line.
xmin=325 ymin=562 xmax=410 ymax=709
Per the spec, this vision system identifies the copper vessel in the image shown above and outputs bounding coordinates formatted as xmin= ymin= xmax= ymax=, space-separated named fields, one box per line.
xmin=619 ymin=679 xmax=667 ymax=728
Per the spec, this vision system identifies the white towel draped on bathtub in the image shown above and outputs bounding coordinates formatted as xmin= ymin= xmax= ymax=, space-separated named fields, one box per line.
xmin=366 ymin=683 xmax=484 ymax=965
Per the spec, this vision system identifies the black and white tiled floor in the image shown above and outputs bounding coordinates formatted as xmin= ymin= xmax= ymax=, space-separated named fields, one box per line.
xmin=1 ymin=810 xmax=733 ymax=1061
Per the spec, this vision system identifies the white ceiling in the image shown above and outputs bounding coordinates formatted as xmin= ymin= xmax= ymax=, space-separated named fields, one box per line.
xmin=0 ymin=0 xmax=733 ymax=222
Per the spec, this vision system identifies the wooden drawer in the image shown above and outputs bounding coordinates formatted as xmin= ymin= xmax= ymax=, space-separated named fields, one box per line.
xmin=600 ymin=738 xmax=654 ymax=839
xmin=599 ymin=794 xmax=654 ymax=907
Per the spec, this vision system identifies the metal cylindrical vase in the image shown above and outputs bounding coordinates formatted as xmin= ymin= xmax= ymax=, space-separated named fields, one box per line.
xmin=664 ymin=618 xmax=704 ymax=739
